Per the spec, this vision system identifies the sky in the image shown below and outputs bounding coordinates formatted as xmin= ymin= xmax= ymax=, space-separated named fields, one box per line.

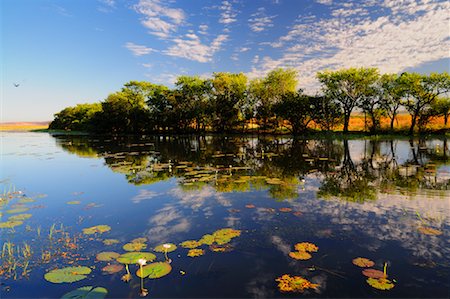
xmin=2 ymin=0 xmax=449 ymax=122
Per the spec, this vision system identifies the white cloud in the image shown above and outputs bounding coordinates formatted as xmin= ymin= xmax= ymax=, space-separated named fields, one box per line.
xmin=165 ymin=34 xmax=228 ymax=63
xmin=249 ymin=7 xmax=276 ymax=32
xmin=239 ymin=47 xmax=251 ymax=52
xmin=315 ymin=0 xmax=333 ymax=5
xmin=219 ymin=1 xmax=237 ymax=24
xmin=199 ymin=24 xmax=209 ymax=35
xmin=125 ymin=42 xmax=156 ymax=56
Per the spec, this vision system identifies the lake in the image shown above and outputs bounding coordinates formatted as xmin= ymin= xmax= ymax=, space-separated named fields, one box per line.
xmin=1 ymin=132 xmax=449 ymax=298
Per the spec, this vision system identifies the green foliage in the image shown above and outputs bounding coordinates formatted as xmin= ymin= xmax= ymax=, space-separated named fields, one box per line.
xmin=44 ymin=266 xmax=91 ymax=283
xmin=273 ymin=92 xmax=315 ymax=134
xmin=61 ymin=286 xmax=108 ymax=299
xmin=433 ymin=97 xmax=450 ymax=126
xmin=136 ymin=262 xmax=172 ymax=279
xmin=310 ymin=96 xmax=343 ymax=131
xmin=49 ymin=103 xmax=102 ymax=131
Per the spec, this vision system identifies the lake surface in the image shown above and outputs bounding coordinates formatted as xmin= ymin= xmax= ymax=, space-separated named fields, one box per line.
xmin=1 ymin=132 xmax=449 ymax=298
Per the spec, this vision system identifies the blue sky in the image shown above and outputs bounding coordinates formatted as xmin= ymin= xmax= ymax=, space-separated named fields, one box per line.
xmin=2 ymin=0 xmax=449 ymax=121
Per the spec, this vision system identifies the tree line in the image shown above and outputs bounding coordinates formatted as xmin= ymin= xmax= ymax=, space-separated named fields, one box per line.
xmin=49 ymin=68 xmax=450 ymax=135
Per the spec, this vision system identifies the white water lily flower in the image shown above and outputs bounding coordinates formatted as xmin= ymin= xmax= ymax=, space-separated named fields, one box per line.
xmin=163 ymin=243 xmax=172 ymax=249
xmin=137 ymin=258 xmax=147 ymax=266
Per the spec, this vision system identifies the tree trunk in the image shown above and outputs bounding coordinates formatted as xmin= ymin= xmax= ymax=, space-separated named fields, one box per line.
xmin=390 ymin=115 xmax=395 ymax=131
xmin=409 ymin=114 xmax=417 ymax=135
xmin=444 ymin=114 xmax=448 ymax=127
xmin=343 ymin=113 xmax=350 ymax=133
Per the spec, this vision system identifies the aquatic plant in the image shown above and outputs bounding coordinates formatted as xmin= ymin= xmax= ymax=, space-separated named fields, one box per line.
xmin=116 ymin=252 xmax=156 ymax=264
xmin=103 ymin=239 xmax=120 ymax=246
xmin=154 ymin=243 xmax=177 ymax=253
xmin=417 ymin=226 xmax=442 ymax=235
xmin=96 ymin=252 xmax=120 ymax=261
xmin=245 ymin=204 xmax=256 ymax=208
xmin=61 ymin=286 xmax=108 ymax=299
xmin=8 ymin=214 xmax=32 ymax=221
xmin=275 ymin=274 xmax=319 ymax=293
xmin=101 ymin=264 xmax=124 ymax=274
xmin=209 ymin=244 xmax=233 ymax=252
xmin=0 ymin=220 xmax=23 ymax=228
xmin=66 ymin=201 xmax=81 ymax=205
xmin=279 ymin=207 xmax=292 ymax=212
xmin=294 ymin=242 xmax=319 ymax=252
xmin=82 ymin=225 xmax=111 ymax=235
xmin=44 ymin=266 xmax=91 ymax=283
xmin=289 ymin=251 xmax=312 ymax=260
xmin=5 ymin=207 xmax=29 ymax=214
xmin=366 ymin=277 xmax=395 ymax=290
xmin=187 ymin=249 xmax=205 ymax=257
xmin=352 ymin=257 xmax=375 ymax=267
xmin=362 ymin=269 xmax=385 ymax=278
xmin=180 ymin=240 xmax=202 ymax=249
xmin=123 ymin=242 xmax=147 ymax=251
xmin=136 ymin=262 xmax=172 ymax=279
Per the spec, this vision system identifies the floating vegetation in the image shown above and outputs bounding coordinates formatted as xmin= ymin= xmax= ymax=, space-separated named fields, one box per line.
xmin=180 ymin=240 xmax=202 ymax=249
xmin=136 ymin=262 xmax=172 ymax=279
xmin=44 ymin=266 xmax=91 ymax=283
xmin=352 ymin=257 xmax=375 ymax=268
xmin=82 ymin=225 xmax=111 ymax=235
xmin=96 ymin=251 xmax=120 ymax=261
xmin=245 ymin=204 xmax=256 ymax=208
xmin=211 ymin=228 xmax=241 ymax=245
xmin=123 ymin=242 xmax=147 ymax=251
xmin=66 ymin=201 xmax=81 ymax=205
xmin=131 ymin=237 xmax=147 ymax=243
xmin=187 ymin=249 xmax=205 ymax=257
xmin=275 ymin=274 xmax=319 ymax=293
xmin=103 ymin=239 xmax=120 ymax=246
xmin=199 ymin=234 xmax=214 ymax=245
xmin=362 ymin=269 xmax=385 ymax=278
xmin=279 ymin=207 xmax=292 ymax=212
xmin=6 ymin=207 xmax=29 ymax=214
xmin=209 ymin=244 xmax=233 ymax=253
xmin=0 ymin=220 xmax=23 ymax=228
xmin=116 ymin=252 xmax=156 ymax=264
xmin=18 ymin=198 xmax=35 ymax=203
xmin=102 ymin=264 xmax=124 ymax=274
xmin=417 ymin=226 xmax=443 ymax=236
xmin=367 ymin=277 xmax=395 ymax=290
xmin=289 ymin=242 xmax=318 ymax=260
xmin=8 ymin=214 xmax=32 ymax=221
xmin=154 ymin=243 xmax=177 ymax=253
xmin=289 ymin=251 xmax=312 ymax=260
xmin=61 ymin=286 xmax=108 ymax=299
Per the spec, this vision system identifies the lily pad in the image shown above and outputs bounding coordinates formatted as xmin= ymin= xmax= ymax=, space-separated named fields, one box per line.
xmin=289 ymin=251 xmax=312 ymax=260
xmin=82 ymin=225 xmax=111 ymax=235
xmin=96 ymin=252 xmax=120 ymax=261
xmin=209 ymin=244 xmax=233 ymax=252
xmin=61 ymin=286 xmax=108 ymax=299
xmin=67 ymin=201 xmax=81 ymax=205
xmin=123 ymin=242 xmax=147 ymax=251
xmin=275 ymin=274 xmax=319 ymax=293
xmin=366 ymin=277 xmax=395 ymax=290
xmin=352 ymin=257 xmax=375 ymax=268
xmin=362 ymin=269 xmax=385 ymax=279
xmin=279 ymin=208 xmax=292 ymax=212
xmin=245 ymin=204 xmax=256 ymax=208
xmin=131 ymin=237 xmax=147 ymax=243
xmin=0 ymin=220 xmax=24 ymax=228
xmin=294 ymin=242 xmax=318 ymax=252
xmin=180 ymin=240 xmax=202 ymax=249
xmin=187 ymin=249 xmax=205 ymax=257
xmin=6 ymin=207 xmax=29 ymax=214
xmin=154 ymin=243 xmax=177 ymax=253
xmin=44 ymin=266 xmax=91 ymax=283
xmin=418 ymin=226 xmax=442 ymax=236
xmin=116 ymin=252 xmax=156 ymax=264
xmin=18 ymin=198 xmax=35 ymax=203
xmin=136 ymin=262 xmax=172 ymax=279
xmin=103 ymin=239 xmax=119 ymax=246
xmin=8 ymin=214 xmax=32 ymax=221
xmin=101 ymin=264 xmax=124 ymax=274
xmin=199 ymin=234 xmax=215 ymax=245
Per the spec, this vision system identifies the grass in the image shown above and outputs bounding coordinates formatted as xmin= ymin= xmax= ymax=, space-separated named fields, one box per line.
xmin=0 ymin=122 xmax=49 ymax=132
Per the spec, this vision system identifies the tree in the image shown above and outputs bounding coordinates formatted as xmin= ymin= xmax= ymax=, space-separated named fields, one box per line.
xmin=273 ymin=91 xmax=315 ymax=134
xmin=209 ymin=72 xmax=247 ymax=132
xmin=310 ymin=96 xmax=343 ymax=131
xmin=401 ymin=72 xmax=450 ymax=134
xmin=317 ymin=67 xmax=379 ymax=133
xmin=379 ymin=73 xmax=406 ymax=131
xmin=49 ymin=103 xmax=102 ymax=131
xmin=358 ymin=72 xmax=383 ymax=133
xmin=433 ymin=97 xmax=450 ymax=127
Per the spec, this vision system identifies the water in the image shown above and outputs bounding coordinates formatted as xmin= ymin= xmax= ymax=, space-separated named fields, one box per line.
xmin=1 ymin=132 xmax=449 ymax=298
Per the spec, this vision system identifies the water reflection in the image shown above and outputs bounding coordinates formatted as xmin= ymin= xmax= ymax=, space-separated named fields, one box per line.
xmin=54 ymin=135 xmax=449 ymax=202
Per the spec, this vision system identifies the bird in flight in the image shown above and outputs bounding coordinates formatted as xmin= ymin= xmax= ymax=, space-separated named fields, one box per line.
xmin=13 ymin=83 xmax=20 ymax=87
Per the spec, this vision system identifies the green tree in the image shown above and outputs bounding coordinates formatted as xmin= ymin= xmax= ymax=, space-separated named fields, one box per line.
xmin=379 ymin=73 xmax=406 ymax=131
xmin=49 ymin=103 xmax=102 ymax=131
xmin=401 ymin=72 xmax=450 ymax=134
xmin=273 ymin=91 xmax=315 ymax=134
xmin=317 ymin=67 xmax=379 ymax=133
xmin=433 ymin=97 xmax=450 ymax=127
xmin=310 ymin=96 xmax=343 ymax=131
xmin=209 ymin=72 xmax=247 ymax=132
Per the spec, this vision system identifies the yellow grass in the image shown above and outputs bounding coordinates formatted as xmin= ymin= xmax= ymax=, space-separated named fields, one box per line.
xmin=0 ymin=122 xmax=49 ymax=132
xmin=346 ymin=113 xmax=447 ymax=131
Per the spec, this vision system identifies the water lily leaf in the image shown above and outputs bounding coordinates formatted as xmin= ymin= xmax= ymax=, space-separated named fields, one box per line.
xmin=96 ymin=252 xmax=120 ymax=261
xmin=8 ymin=214 xmax=32 ymax=221
xmin=0 ymin=220 xmax=24 ymax=228
xmin=180 ymin=240 xmax=202 ymax=249
xmin=279 ymin=208 xmax=292 ymax=212
xmin=209 ymin=244 xmax=233 ymax=252
xmin=101 ymin=264 xmax=124 ymax=274
xmin=131 ymin=237 xmax=147 ymax=243
xmin=212 ymin=228 xmax=241 ymax=244
xmin=289 ymin=251 xmax=312 ymax=260
xmin=154 ymin=243 xmax=177 ymax=253
xmin=123 ymin=242 xmax=147 ymax=251
xmin=187 ymin=249 xmax=205 ymax=257
xmin=116 ymin=252 xmax=156 ymax=264
xmin=417 ymin=226 xmax=442 ymax=236
xmin=362 ymin=269 xmax=385 ymax=278
xmin=103 ymin=239 xmax=119 ymax=246
xmin=82 ymin=225 xmax=111 ymax=235
xmin=366 ymin=277 xmax=394 ymax=290
xmin=61 ymin=286 xmax=107 ymax=299
xmin=18 ymin=198 xmax=35 ymax=203
xmin=276 ymin=274 xmax=319 ymax=293
xmin=352 ymin=257 xmax=375 ymax=268
xmin=44 ymin=266 xmax=91 ymax=283
xmin=67 ymin=201 xmax=81 ymax=205
xmin=136 ymin=262 xmax=172 ymax=279
xmin=6 ymin=207 xmax=29 ymax=214
xmin=245 ymin=204 xmax=256 ymax=208
xmin=294 ymin=242 xmax=318 ymax=253
xmin=199 ymin=234 xmax=214 ymax=245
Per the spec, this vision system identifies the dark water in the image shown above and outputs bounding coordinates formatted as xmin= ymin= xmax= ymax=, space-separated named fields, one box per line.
xmin=1 ymin=132 xmax=449 ymax=298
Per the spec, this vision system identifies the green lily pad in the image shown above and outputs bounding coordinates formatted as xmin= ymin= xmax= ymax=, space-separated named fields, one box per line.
xmin=8 ymin=213 xmax=32 ymax=221
xmin=6 ymin=207 xmax=29 ymax=214
xmin=67 ymin=201 xmax=81 ymax=205
xmin=61 ymin=286 xmax=108 ymax=299
xmin=103 ymin=239 xmax=119 ymax=246
xmin=131 ymin=237 xmax=147 ymax=243
xmin=18 ymin=198 xmax=35 ymax=203
xmin=199 ymin=234 xmax=214 ymax=245
xmin=123 ymin=242 xmax=147 ymax=251
xmin=180 ymin=240 xmax=202 ymax=249
xmin=82 ymin=225 xmax=111 ymax=235
xmin=116 ymin=252 xmax=156 ymax=264
xmin=96 ymin=251 xmax=120 ymax=261
xmin=44 ymin=266 xmax=91 ymax=283
xmin=154 ymin=243 xmax=177 ymax=253
xmin=136 ymin=262 xmax=172 ymax=279
xmin=0 ymin=220 xmax=23 ymax=228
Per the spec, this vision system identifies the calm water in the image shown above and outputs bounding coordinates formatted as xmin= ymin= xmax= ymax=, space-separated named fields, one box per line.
xmin=1 ymin=132 xmax=449 ymax=298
